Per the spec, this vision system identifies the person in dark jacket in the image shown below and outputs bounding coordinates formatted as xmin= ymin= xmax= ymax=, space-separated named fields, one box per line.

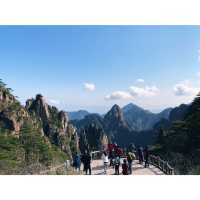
xmin=109 ymin=150 xmax=115 ymax=168
xmin=73 ymin=152 xmax=81 ymax=173
xmin=122 ymin=159 xmax=129 ymax=175
xmin=138 ymin=147 xmax=144 ymax=165
xmin=144 ymin=146 xmax=150 ymax=168
xmin=82 ymin=151 xmax=92 ymax=175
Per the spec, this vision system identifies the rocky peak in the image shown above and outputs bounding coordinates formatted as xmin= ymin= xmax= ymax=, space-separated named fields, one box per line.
xmin=0 ymin=88 xmax=16 ymax=111
xmin=104 ymin=104 xmax=124 ymax=122
xmin=36 ymin=94 xmax=43 ymax=101
xmin=104 ymin=104 xmax=129 ymax=132
xmin=58 ymin=111 xmax=69 ymax=131
xmin=0 ymin=84 xmax=31 ymax=134
xmin=27 ymin=94 xmax=50 ymax=121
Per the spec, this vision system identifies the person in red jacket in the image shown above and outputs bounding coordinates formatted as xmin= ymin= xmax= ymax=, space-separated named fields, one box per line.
xmin=122 ymin=159 xmax=129 ymax=175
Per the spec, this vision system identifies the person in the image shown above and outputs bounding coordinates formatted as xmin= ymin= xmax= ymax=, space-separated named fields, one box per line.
xmin=116 ymin=146 xmax=123 ymax=158
xmin=102 ymin=151 xmax=109 ymax=174
xmin=138 ymin=147 xmax=144 ymax=165
xmin=109 ymin=149 xmax=115 ymax=168
xmin=128 ymin=143 xmax=136 ymax=153
xmin=64 ymin=160 xmax=70 ymax=173
xmin=127 ymin=152 xmax=136 ymax=174
xmin=81 ymin=151 xmax=86 ymax=173
xmin=72 ymin=154 xmax=77 ymax=171
xmin=74 ymin=152 xmax=81 ymax=173
xmin=114 ymin=156 xmax=121 ymax=175
xmin=82 ymin=150 xmax=92 ymax=175
xmin=144 ymin=146 xmax=150 ymax=168
xmin=122 ymin=159 xmax=129 ymax=175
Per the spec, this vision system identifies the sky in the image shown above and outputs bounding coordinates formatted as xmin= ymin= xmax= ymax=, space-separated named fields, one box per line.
xmin=1 ymin=26 xmax=200 ymax=113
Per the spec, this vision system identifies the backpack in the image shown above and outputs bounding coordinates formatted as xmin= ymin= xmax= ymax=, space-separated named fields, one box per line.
xmin=128 ymin=153 xmax=136 ymax=162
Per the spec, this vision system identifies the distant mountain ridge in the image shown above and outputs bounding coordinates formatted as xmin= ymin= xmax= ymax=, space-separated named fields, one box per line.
xmin=71 ymin=103 xmax=173 ymax=147
xmin=69 ymin=103 xmax=172 ymax=131
xmin=67 ymin=110 xmax=90 ymax=120
xmin=122 ymin=103 xmax=172 ymax=131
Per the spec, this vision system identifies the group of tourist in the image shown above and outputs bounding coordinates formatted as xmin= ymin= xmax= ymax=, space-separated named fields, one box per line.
xmin=72 ymin=150 xmax=92 ymax=175
xmin=71 ymin=144 xmax=150 ymax=175
xmin=101 ymin=150 xmax=134 ymax=175
xmin=105 ymin=146 xmax=148 ymax=175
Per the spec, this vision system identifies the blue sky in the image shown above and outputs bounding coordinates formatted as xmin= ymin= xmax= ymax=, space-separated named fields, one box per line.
xmin=1 ymin=26 xmax=200 ymax=113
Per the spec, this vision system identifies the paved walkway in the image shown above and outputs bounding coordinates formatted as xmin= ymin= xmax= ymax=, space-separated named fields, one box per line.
xmin=92 ymin=160 xmax=164 ymax=175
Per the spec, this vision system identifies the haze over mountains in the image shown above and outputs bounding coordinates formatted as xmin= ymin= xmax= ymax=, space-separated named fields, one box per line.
xmin=68 ymin=103 xmax=173 ymax=132
xmin=70 ymin=102 xmax=190 ymax=148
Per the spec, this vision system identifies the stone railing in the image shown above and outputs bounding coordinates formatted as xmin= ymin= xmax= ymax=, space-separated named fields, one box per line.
xmin=149 ymin=155 xmax=174 ymax=175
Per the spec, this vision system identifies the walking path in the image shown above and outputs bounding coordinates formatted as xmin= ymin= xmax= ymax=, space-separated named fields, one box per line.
xmin=39 ymin=164 xmax=65 ymax=175
xmin=39 ymin=160 xmax=165 ymax=175
xmin=92 ymin=160 xmax=164 ymax=175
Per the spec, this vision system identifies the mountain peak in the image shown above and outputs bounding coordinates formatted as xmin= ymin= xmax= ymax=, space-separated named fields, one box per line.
xmin=123 ymin=103 xmax=151 ymax=114
xmin=104 ymin=104 xmax=130 ymax=133
xmin=123 ymin=103 xmax=143 ymax=111
xmin=122 ymin=103 xmax=173 ymax=131
xmin=104 ymin=104 xmax=125 ymax=123
xmin=111 ymin=104 xmax=121 ymax=111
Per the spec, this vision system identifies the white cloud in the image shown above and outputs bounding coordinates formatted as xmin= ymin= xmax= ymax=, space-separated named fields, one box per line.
xmin=129 ymin=85 xmax=159 ymax=97
xmin=84 ymin=83 xmax=96 ymax=92
xmin=136 ymin=78 xmax=145 ymax=83
xmin=105 ymin=91 xmax=133 ymax=100
xmin=105 ymin=85 xmax=159 ymax=101
xmin=173 ymin=82 xmax=199 ymax=96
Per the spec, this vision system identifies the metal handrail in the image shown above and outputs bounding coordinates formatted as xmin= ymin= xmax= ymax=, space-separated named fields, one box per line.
xmin=149 ymin=155 xmax=174 ymax=175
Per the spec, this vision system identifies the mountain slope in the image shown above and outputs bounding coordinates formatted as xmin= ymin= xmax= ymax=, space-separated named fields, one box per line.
xmin=169 ymin=104 xmax=189 ymax=122
xmin=122 ymin=103 xmax=172 ymax=131
xmin=68 ymin=110 xmax=90 ymax=120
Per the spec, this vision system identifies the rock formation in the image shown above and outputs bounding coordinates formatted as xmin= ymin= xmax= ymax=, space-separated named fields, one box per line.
xmin=104 ymin=104 xmax=129 ymax=131
xmin=25 ymin=94 xmax=79 ymax=156
xmin=79 ymin=124 xmax=108 ymax=153
xmin=0 ymin=82 xmax=79 ymax=173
